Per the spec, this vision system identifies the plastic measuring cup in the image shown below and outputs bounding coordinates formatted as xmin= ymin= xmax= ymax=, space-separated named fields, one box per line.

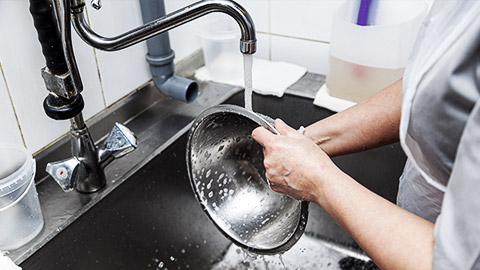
xmin=0 ymin=143 xmax=43 ymax=250
xmin=196 ymin=15 xmax=243 ymax=81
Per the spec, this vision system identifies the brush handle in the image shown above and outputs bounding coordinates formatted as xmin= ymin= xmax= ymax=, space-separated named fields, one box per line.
xmin=357 ymin=0 xmax=370 ymax=26
xmin=29 ymin=0 xmax=69 ymax=75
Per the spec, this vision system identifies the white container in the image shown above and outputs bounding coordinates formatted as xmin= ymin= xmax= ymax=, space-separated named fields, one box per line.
xmin=197 ymin=15 xmax=243 ymax=81
xmin=0 ymin=143 xmax=43 ymax=250
xmin=326 ymin=1 xmax=428 ymax=102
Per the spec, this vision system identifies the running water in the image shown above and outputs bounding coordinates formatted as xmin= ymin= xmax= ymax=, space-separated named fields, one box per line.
xmin=243 ymin=54 xmax=254 ymax=111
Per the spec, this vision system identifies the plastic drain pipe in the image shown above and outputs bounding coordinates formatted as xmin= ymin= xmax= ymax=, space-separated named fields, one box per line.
xmin=139 ymin=0 xmax=199 ymax=103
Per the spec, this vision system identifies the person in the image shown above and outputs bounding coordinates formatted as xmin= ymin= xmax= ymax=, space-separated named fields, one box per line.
xmin=252 ymin=1 xmax=480 ymax=269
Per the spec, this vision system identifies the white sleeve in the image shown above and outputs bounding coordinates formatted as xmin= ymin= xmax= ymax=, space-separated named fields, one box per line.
xmin=433 ymin=99 xmax=480 ymax=269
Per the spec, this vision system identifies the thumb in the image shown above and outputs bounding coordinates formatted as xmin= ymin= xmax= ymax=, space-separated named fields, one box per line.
xmin=275 ymin=119 xmax=297 ymax=136
xmin=252 ymin=126 xmax=276 ymax=147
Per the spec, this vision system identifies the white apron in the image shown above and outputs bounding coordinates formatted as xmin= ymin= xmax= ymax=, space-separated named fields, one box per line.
xmin=398 ymin=0 xmax=480 ymax=268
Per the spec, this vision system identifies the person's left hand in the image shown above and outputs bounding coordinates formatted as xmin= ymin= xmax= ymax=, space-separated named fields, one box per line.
xmin=252 ymin=119 xmax=340 ymax=202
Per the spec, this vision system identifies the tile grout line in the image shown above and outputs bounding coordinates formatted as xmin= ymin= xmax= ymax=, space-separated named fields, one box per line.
xmin=85 ymin=6 xmax=107 ymax=107
xmin=268 ymin=0 xmax=272 ymax=61
xmin=257 ymin=31 xmax=331 ymax=45
xmin=0 ymin=61 xmax=28 ymax=148
xmin=93 ymin=48 xmax=107 ymax=107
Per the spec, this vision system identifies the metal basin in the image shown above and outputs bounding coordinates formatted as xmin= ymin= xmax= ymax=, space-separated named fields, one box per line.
xmin=187 ymin=104 xmax=308 ymax=254
xmin=21 ymin=92 xmax=406 ymax=270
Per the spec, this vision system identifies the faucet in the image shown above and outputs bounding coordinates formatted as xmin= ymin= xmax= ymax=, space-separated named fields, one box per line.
xmin=29 ymin=0 xmax=256 ymax=193
xmin=46 ymin=115 xmax=137 ymax=193
xmin=70 ymin=0 xmax=256 ymax=54
xmin=30 ymin=0 xmax=137 ymax=193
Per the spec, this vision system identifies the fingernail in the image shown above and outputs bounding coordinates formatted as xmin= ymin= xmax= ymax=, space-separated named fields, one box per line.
xmin=297 ymin=126 xmax=305 ymax=134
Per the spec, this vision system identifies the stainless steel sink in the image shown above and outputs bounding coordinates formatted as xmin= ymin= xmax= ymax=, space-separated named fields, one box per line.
xmin=20 ymin=91 xmax=406 ymax=270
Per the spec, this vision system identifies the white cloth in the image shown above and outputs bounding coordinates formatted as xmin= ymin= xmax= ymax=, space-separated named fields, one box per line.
xmin=0 ymin=253 xmax=21 ymax=270
xmin=195 ymin=58 xmax=307 ymax=97
xmin=399 ymin=0 xmax=480 ymax=268
xmin=313 ymin=84 xmax=356 ymax=112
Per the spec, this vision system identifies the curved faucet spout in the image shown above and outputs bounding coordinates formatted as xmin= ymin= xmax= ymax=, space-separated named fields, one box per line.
xmin=71 ymin=0 xmax=257 ymax=54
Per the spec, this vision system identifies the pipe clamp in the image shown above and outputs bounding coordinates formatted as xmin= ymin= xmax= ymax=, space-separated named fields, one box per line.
xmin=41 ymin=67 xmax=77 ymax=99
xmin=145 ymin=51 xmax=175 ymax=66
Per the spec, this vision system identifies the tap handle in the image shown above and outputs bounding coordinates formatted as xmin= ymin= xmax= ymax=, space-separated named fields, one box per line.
xmin=90 ymin=0 xmax=102 ymax=10
xmin=98 ymin=123 xmax=137 ymax=166
xmin=46 ymin=157 xmax=84 ymax=192
xmin=104 ymin=122 xmax=137 ymax=157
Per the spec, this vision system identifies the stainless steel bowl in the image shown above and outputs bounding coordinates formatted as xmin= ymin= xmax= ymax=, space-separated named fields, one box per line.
xmin=186 ymin=104 xmax=308 ymax=254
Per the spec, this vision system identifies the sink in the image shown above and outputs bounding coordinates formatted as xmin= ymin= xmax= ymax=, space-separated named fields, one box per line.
xmin=20 ymin=91 xmax=406 ymax=270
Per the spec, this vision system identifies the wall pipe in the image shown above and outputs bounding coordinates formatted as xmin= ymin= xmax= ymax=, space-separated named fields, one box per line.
xmin=139 ymin=0 xmax=198 ymax=103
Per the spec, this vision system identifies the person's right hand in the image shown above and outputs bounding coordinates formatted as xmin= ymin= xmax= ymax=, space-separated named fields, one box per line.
xmin=252 ymin=119 xmax=342 ymax=203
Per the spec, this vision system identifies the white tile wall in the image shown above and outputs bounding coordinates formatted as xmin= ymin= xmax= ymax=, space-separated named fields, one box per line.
xmin=271 ymin=0 xmax=342 ymax=42
xmin=0 ymin=0 xmax=155 ymax=153
xmin=0 ymin=65 xmax=23 ymax=146
xmin=165 ymin=0 xmax=271 ymax=63
xmin=166 ymin=0 xmax=340 ymax=73
xmin=239 ymin=0 xmax=270 ymax=33
xmin=2 ymin=0 xmax=404 ymax=153
xmin=87 ymin=1 xmax=151 ymax=106
xmin=165 ymin=0 xmax=205 ymax=63
xmin=255 ymin=33 xmax=271 ymax=60
xmin=271 ymin=35 xmax=330 ymax=75
xmin=0 ymin=1 xmax=102 ymax=152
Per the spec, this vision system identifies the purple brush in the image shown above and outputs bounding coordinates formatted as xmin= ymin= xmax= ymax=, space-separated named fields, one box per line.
xmin=357 ymin=0 xmax=370 ymax=26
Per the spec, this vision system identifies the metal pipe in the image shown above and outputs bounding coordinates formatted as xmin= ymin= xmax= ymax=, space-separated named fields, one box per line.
xmin=56 ymin=0 xmax=83 ymax=94
xmin=71 ymin=0 xmax=256 ymax=54
xmin=70 ymin=113 xmax=86 ymax=130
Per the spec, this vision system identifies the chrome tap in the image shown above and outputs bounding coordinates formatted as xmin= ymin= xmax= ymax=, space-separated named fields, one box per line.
xmin=46 ymin=115 xmax=137 ymax=193
xmin=90 ymin=0 xmax=101 ymax=10
xmin=30 ymin=0 xmax=138 ymax=193
xmin=70 ymin=0 xmax=256 ymax=55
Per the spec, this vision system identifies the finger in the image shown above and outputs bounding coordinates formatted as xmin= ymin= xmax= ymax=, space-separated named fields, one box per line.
xmin=270 ymin=184 xmax=289 ymax=195
xmin=265 ymin=171 xmax=275 ymax=182
xmin=252 ymin=126 xmax=276 ymax=147
xmin=265 ymin=171 xmax=282 ymax=187
xmin=274 ymin=119 xmax=297 ymax=136
xmin=265 ymin=171 xmax=288 ymax=186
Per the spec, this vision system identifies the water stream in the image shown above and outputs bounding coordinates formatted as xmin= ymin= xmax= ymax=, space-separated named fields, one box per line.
xmin=211 ymin=234 xmax=355 ymax=270
xmin=243 ymin=54 xmax=254 ymax=111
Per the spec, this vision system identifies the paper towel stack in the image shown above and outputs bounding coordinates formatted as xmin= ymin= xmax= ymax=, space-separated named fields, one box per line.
xmin=0 ymin=252 xmax=21 ymax=270
xmin=195 ymin=58 xmax=307 ymax=98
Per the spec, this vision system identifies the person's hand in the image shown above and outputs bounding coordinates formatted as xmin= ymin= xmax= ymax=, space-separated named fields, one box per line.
xmin=252 ymin=119 xmax=340 ymax=202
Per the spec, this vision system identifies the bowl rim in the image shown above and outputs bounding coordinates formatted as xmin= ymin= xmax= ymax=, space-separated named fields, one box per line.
xmin=186 ymin=104 xmax=309 ymax=255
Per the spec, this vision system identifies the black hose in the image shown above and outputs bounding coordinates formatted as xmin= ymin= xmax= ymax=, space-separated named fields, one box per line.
xmin=29 ymin=0 xmax=69 ymax=75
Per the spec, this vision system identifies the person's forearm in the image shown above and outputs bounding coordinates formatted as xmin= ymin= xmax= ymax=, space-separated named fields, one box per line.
xmin=305 ymin=79 xmax=403 ymax=157
xmin=314 ymin=169 xmax=434 ymax=270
